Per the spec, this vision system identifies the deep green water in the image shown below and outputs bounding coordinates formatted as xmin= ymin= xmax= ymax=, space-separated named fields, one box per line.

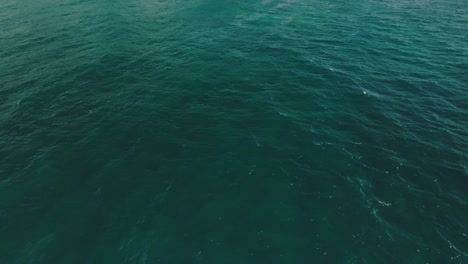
xmin=1 ymin=0 xmax=467 ymax=263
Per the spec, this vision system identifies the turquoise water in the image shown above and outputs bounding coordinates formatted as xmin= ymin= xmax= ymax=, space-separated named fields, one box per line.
xmin=1 ymin=0 xmax=467 ymax=263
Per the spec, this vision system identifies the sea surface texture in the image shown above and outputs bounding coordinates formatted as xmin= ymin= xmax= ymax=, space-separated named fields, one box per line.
xmin=1 ymin=0 xmax=467 ymax=263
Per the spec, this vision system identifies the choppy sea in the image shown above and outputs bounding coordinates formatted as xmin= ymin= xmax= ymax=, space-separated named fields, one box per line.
xmin=1 ymin=0 xmax=467 ymax=263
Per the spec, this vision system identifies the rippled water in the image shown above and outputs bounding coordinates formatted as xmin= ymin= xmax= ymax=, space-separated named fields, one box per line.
xmin=1 ymin=0 xmax=467 ymax=263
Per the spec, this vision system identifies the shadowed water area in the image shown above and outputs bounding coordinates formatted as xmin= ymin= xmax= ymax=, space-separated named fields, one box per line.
xmin=1 ymin=0 xmax=467 ymax=263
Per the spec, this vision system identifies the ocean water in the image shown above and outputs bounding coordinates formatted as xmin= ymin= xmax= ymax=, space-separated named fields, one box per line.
xmin=0 ymin=0 xmax=467 ymax=263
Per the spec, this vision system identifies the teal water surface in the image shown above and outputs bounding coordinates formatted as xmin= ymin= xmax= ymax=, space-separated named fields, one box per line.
xmin=1 ymin=0 xmax=467 ymax=263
